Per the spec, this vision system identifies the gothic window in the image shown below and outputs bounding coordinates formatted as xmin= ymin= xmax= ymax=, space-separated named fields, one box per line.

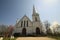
xmin=21 ymin=21 xmax=23 ymax=27
xmin=27 ymin=21 xmax=28 ymax=27
xmin=24 ymin=21 xmax=25 ymax=27
xmin=35 ymin=17 xmax=37 ymax=21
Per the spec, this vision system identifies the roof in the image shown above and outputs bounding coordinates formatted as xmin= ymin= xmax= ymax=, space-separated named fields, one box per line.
xmin=16 ymin=15 xmax=32 ymax=25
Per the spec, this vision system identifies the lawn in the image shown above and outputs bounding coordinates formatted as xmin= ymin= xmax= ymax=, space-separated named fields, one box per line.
xmin=47 ymin=35 xmax=60 ymax=40
xmin=3 ymin=37 xmax=16 ymax=40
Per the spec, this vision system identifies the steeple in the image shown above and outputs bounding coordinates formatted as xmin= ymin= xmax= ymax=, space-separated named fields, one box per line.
xmin=32 ymin=5 xmax=40 ymax=22
xmin=33 ymin=5 xmax=36 ymax=14
xmin=32 ymin=5 xmax=39 ymax=16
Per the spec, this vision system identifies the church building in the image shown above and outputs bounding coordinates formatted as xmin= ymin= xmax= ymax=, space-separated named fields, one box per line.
xmin=13 ymin=5 xmax=44 ymax=36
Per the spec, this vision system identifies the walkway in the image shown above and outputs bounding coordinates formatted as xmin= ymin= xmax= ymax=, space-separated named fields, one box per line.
xmin=16 ymin=37 xmax=56 ymax=40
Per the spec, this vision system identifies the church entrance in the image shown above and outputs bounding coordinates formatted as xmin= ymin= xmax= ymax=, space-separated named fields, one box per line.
xmin=36 ymin=27 xmax=40 ymax=35
xmin=22 ymin=28 xmax=26 ymax=36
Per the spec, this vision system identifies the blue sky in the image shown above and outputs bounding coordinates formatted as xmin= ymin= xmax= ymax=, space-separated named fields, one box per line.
xmin=0 ymin=0 xmax=60 ymax=25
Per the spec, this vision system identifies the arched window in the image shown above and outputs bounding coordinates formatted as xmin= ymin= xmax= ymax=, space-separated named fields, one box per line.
xmin=21 ymin=21 xmax=23 ymax=27
xmin=27 ymin=21 xmax=28 ymax=27
xmin=24 ymin=21 xmax=25 ymax=27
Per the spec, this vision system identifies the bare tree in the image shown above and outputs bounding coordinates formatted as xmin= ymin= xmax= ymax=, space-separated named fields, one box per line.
xmin=44 ymin=20 xmax=51 ymax=34
xmin=0 ymin=25 xmax=8 ymax=37
xmin=44 ymin=21 xmax=50 ymax=29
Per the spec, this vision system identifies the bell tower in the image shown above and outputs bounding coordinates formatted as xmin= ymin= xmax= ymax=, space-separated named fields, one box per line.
xmin=32 ymin=5 xmax=42 ymax=34
xmin=32 ymin=5 xmax=40 ymax=22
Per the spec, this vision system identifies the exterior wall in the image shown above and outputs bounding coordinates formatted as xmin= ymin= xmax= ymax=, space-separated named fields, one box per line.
xmin=32 ymin=15 xmax=40 ymax=22
xmin=32 ymin=22 xmax=42 ymax=33
xmin=13 ymin=16 xmax=33 ymax=35
xmin=32 ymin=14 xmax=42 ymax=33
xmin=13 ymin=26 xmax=33 ymax=34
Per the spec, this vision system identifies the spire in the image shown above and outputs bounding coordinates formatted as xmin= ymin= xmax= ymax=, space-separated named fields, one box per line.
xmin=33 ymin=5 xmax=36 ymax=14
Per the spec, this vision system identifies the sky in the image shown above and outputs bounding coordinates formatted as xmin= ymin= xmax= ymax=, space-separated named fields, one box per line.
xmin=0 ymin=0 xmax=60 ymax=25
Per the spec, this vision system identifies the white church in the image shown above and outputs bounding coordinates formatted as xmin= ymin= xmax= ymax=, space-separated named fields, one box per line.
xmin=13 ymin=6 xmax=45 ymax=36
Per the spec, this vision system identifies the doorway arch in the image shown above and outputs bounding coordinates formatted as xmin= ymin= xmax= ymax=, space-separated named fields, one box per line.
xmin=36 ymin=27 xmax=40 ymax=35
xmin=22 ymin=28 xmax=26 ymax=35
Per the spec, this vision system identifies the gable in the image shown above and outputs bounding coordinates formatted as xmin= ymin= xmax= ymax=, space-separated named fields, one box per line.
xmin=21 ymin=15 xmax=32 ymax=22
xmin=15 ymin=15 xmax=32 ymax=27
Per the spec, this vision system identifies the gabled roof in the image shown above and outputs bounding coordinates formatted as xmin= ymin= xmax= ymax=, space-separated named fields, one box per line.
xmin=16 ymin=15 xmax=32 ymax=25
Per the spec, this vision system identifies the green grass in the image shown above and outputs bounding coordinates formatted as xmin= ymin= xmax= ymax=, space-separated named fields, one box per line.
xmin=47 ymin=35 xmax=60 ymax=40
xmin=53 ymin=36 xmax=60 ymax=40
xmin=3 ymin=37 xmax=16 ymax=40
